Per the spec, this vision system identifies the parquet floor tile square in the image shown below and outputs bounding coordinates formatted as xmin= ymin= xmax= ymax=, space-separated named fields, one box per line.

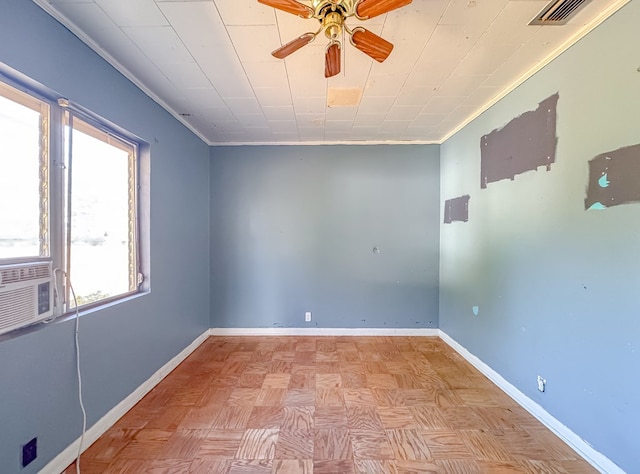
xmin=281 ymin=406 xmax=314 ymax=430
xmin=274 ymin=430 xmax=314 ymax=459
xmin=197 ymin=430 xmax=244 ymax=459
xmin=313 ymin=428 xmax=352 ymax=460
xmin=211 ymin=406 xmax=253 ymax=430
xmin=313 ymin=406 xmax=347 ymax=429
xmin=315 ymin=373 xmax=342 ymax=388
xmin=273 ymin=459 xmax=313 ymax=474
xmin=228 ymin=388 xmax=261 ymax=406
xmin=343 ymin=388 xmax=376 ymax=406
xmin=313 ymin=459 xmax=355 ymax=473
xmin=284 ymin=388 xmax=315 ymax=406
xmin=262 ymin=374 xmax=291 ymax=389
xmin=66 ymin=336 xmax=598 ymax=474
xmin=315 ymin=388 xmax=344 ymax=407
xmin=288 ymin=372 xmax=315 ymax=389
xmin=179 ymin=404 xmax=221 ymax=430
xmin=409 ymin=406 xmax=451 ymax=430
xmin=234 ymin=429 xmax=279 ymax=460
xmin=386 ymin=429 xmax=432 ymax=461
xmin=315 ymin=352 xmax=339 ymax=363
xmin=246 ymin=406 xmax=283 ymax=429
xmin=227 ymin=459 xmax=273 ymax=473
xmin=161 ymin=428 xmax=207 ymax=460
xmin=420 ymin=430 xmax=474 ymax=460
xmin=188 ymin=458 xmax=230 ymax=473
xmin=237 ymin=373 xmax=267 ymax=389
xmin=350 ymin=430 xmax=395 ymax=460
xmin=314 ymin=362 xmax=341 ymax=373
xmin=354 ymin=459 xmax=398 ymax=474
xmin=341 ymin=372 xmax=367 ymax=389
xmin=371 ymin=388 xmax=405 ymax=407
xmin=293 ymin=351 xmax=316 ymax=364
xmin=114 ymin=429 xmax=172 ymax=460
xmin=255 ymin=388 xmax=288 ymax=406
xmin=346 ymin=405 xmax=385 ymax=431
xmin=433 ymin=459 xmax=482 ymax=473
xmin=395 ymin=459 xmax=441 ymax=473
xmin=377 ymin=407 xmax=418 ymax=429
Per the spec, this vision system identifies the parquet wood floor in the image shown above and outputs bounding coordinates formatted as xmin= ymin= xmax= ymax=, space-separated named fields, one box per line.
xmin=64 ymin=336 xmax=596 ymax=473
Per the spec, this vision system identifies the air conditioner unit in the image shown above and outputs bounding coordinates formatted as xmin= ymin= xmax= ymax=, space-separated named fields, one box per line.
xmin=0 ymin=261 xmax=54 ymax=336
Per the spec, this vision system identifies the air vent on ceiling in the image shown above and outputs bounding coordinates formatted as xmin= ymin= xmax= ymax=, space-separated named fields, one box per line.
xmin=529 ymin=0 xmax=593 ymax=25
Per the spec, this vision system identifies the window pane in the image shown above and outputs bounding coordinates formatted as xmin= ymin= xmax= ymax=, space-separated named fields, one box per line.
xmin=68 ymin=117 xmax=135 ymax=307
xmin=0 ymin=92 xmax=46 ymax=259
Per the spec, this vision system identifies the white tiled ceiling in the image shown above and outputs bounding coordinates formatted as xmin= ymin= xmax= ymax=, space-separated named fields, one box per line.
xmin=34 ymin=0 xmax=628 ymax=145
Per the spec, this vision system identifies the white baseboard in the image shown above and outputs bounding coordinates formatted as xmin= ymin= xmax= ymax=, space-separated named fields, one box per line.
xmin=41 ymin=330 xmax=210 ymax=474
xmin=439 ymin=330 xmax=624 ymax=474
xmin=209 ymin=327 xmax=440 ymax=337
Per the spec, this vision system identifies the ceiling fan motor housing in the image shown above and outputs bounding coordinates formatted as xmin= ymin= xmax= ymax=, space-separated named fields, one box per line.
xmin=323 ymin=11 xmax=344 ymax=39
xmin=313 ymin=0 xmax=354 ymax=15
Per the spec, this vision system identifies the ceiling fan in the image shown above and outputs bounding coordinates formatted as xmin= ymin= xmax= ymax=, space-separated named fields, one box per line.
xmin=258 ymin=0 xmax=413 ymax=78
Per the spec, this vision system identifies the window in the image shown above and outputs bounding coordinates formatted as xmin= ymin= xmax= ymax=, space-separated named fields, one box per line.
xmin=0 ymin=77 xmax=144 ymax=314
xmin=65 ymin=115 xmax=140 ymax=307
xmin=0 ymin=83 xmax=49 ymax=260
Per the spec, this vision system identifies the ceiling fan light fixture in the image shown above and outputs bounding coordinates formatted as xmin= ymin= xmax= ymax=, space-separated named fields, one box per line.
xmin=259 ymin=0 xmax=413 ymax=76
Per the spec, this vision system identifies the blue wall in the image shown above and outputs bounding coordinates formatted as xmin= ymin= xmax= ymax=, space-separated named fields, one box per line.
xmin=0 ymin=0 xmax=210 ymax=471
xmin=1 ymin=0 xmax=636 ymax=471
xmin=439 ymin=2 xmax=640 ymax=472
xmin=210 ymin=145 xmax=440 ymax=329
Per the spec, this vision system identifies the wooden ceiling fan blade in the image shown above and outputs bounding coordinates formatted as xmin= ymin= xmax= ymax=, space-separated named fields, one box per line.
xmin=325 ymin=43 xmax=341 ymax=78
xmin=351 ymin=28 xmax=393 ymax=63
xmin=356 ymin=0 xmax=412 ymax=19
xmin=257 ymin=0 xmax=314 ymax=18
xmin=272 ymin=33 xmax=315 ymax=59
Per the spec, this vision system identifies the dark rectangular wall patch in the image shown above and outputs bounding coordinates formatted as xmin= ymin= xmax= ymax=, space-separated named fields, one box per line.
xmin=585 ymin=143 xmax=640 ymax=210
xmin=444 ymin=195 xmax=470 ymax=224
xmin=480 ymin=93 xmax=559 ymax=188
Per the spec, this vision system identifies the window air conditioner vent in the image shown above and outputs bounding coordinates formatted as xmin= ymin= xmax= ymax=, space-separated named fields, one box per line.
xmin=529 ymin=0 xmax=592 ymax=25
xmin=0 ymin=261 xmax=51 ymax=285
xmin=0 ymin=261 xmax=54 ymax=335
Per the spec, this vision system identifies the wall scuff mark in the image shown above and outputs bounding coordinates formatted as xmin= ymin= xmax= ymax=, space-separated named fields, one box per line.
xmin=585 ymin=143 xmax=640 ymax=210
xmin=444 ymin=195 xmax=470 ymax=223
xmin=480 ymin=93 xmax=559 ymax=188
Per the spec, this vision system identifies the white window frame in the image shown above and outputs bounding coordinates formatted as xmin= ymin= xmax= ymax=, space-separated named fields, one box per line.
xmin=0 ymin=72 xmax=146 ymax=320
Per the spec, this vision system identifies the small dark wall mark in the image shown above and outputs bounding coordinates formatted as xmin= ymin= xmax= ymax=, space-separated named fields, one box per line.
xmin=444 ymin=195 xmax=470 ymax=224
xmin=585 ymin=143 xmax=640 ymax=210
xmin=480 ymin=93 xmax=559 ymax=188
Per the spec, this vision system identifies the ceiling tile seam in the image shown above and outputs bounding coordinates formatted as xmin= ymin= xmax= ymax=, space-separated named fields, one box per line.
xmin=29 ymin=0 xmax=210 ymax=145
xmin=439 ymin=0 xmax=632 ymax=144
xmin=152 ymin=2 xmax=231 ymax=132
xmin=445 ymin=1 xmax=515 ymax=92
xmin=414 ymin=23 xmax=499 ymax=141
xmin=272 ymin=7 xmax=301 ymax=141
xmin=114 ymin=14 xmax=219 ymax=110
xmin=387 ymin=9 xmax=441 ymax=113
xmin=215 ymin=3 xmax=280 ymax=140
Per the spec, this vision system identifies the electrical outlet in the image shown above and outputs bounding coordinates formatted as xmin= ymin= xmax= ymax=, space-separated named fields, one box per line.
xmin=537 ymin=375 xmax=546 ymax=393
xmin=305 ymin=311 xmax=312 ymax=322
xmin=22 ymin=437 xmax=37 ymax=468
